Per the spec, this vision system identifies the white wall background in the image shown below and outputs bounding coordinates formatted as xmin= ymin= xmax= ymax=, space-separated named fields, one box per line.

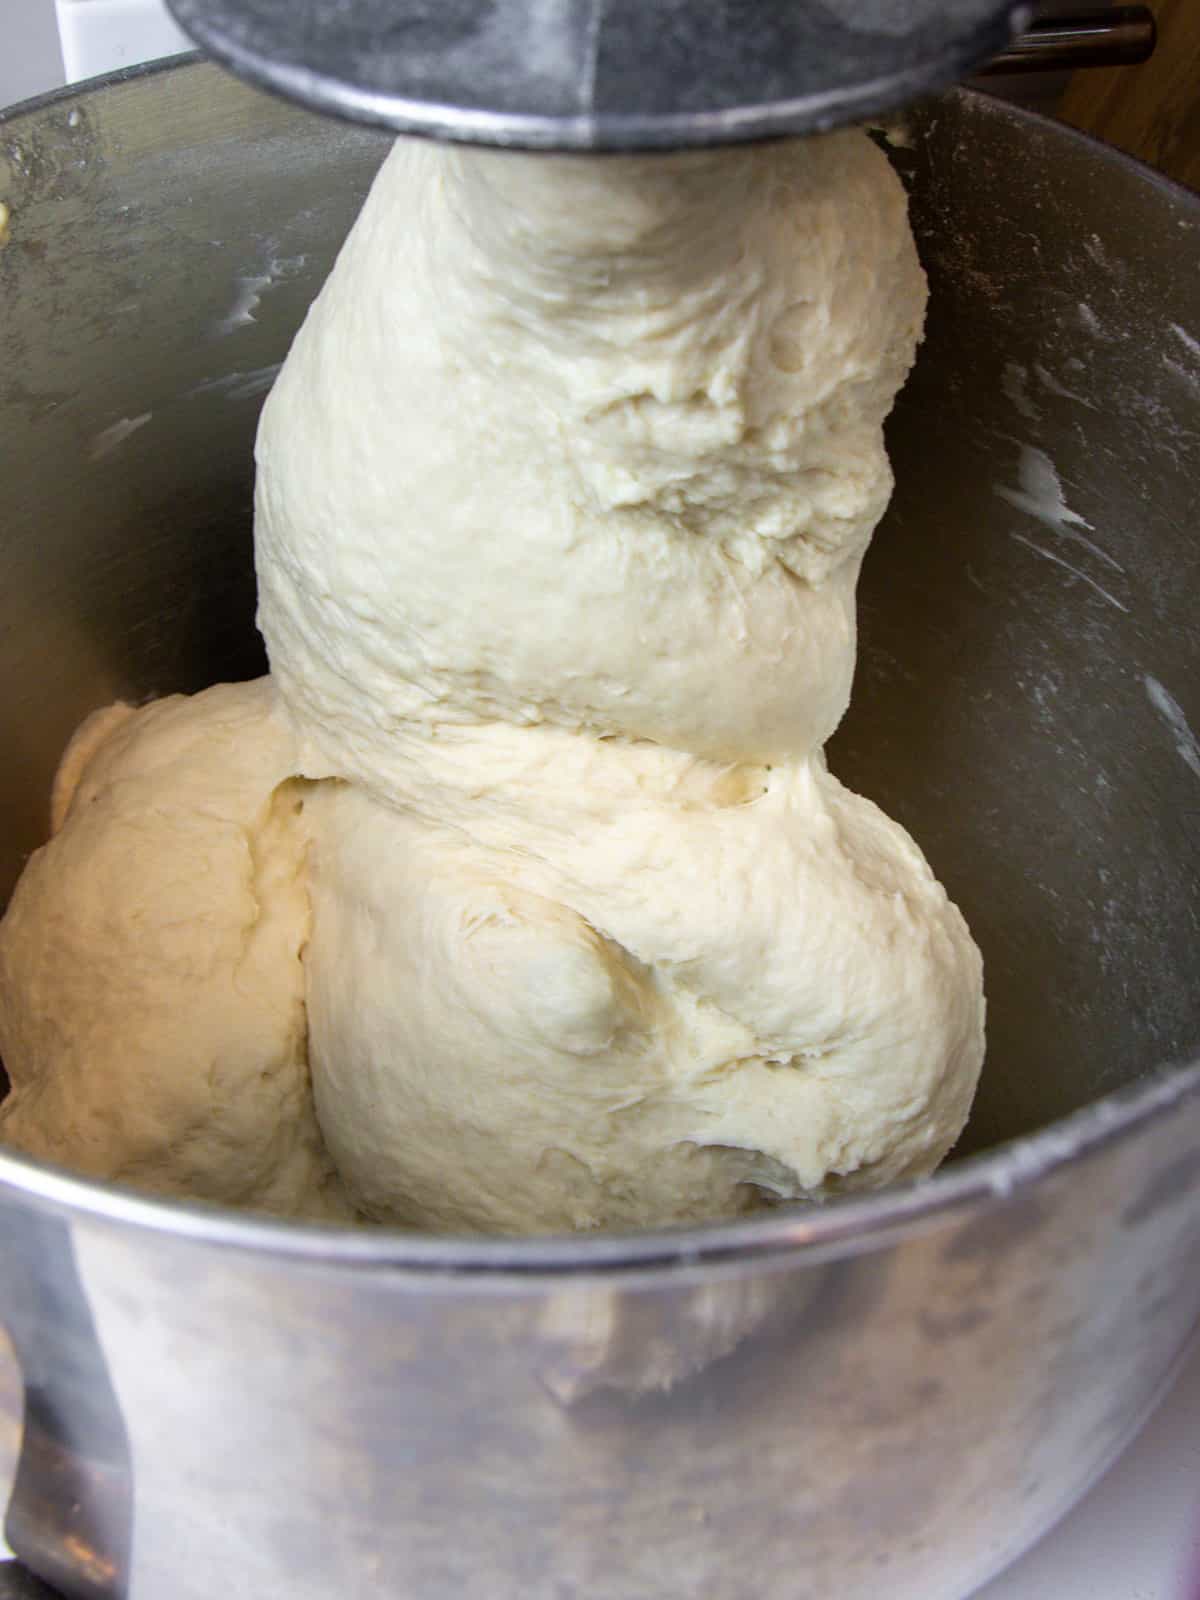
xmin=1 ymin=0 xmax=191 ymax=111
xmin=0 ymin=0 xmax=65 ymax=110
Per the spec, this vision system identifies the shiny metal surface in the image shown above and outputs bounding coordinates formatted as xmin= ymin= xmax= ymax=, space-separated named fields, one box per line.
xmin=981 ymin=5 xmax=1156 ymax=73
xmin=159 ymin=0 xmax=1156 ymax=151
xmin=165 ymin=0 xmax=1031 ymax=149
xmin=0 ymin=61 xmax=1199 ymax=1600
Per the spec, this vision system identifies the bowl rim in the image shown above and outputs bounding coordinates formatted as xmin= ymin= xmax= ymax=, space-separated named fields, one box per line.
xmin=1 ymin=1060 xmax=1198 ymax=1276
xmin=1 ymin=62 xmax=1199 ymax=1279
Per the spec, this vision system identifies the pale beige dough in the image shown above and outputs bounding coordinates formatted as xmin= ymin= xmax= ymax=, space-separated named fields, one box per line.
xmin=0 ymin=680 xmax=350 ymax=1221
xmin=0 ymin=127 xmax=985 ymax=1233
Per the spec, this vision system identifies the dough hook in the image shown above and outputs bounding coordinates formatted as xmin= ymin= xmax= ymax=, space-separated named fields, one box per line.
xmin=164 ymin=0 xmax=1156 ymax=150
xmin=164 ymin=0 xmax=1037 ymax=150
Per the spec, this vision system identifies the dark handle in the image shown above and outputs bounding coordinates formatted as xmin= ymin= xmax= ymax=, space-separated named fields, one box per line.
xmin=984 ymin=6 xmax=1157 ymax=74
xmin=0 ymin=1564 xmax=62 ymax=1600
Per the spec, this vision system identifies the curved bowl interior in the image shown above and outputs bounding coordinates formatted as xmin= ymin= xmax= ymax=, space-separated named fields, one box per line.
xmin=0 ymin=64 xmax=1198 ymax=1237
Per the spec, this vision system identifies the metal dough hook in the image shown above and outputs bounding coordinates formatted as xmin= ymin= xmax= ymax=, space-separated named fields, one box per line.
xmin=164 ymin=0 xmax=1038 ymax=151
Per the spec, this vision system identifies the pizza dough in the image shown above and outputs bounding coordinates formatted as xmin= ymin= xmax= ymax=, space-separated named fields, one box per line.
xmin=0 ymin=128 xmax=985 ymax=1232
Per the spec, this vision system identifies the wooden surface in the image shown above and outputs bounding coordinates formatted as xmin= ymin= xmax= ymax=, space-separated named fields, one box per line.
xmin=1059 ymin=0 xmax=1200 ymax=190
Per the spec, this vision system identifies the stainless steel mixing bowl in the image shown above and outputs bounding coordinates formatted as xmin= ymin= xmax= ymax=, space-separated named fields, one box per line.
xmin=0 ymin=60 xmax=1198 ymax=1600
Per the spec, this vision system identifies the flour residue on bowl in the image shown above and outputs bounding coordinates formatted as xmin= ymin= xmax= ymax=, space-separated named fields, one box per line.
xmin=89 ymin=413 xmax=152 ymax=462
xmin=189 ymin=365 xmax=282 ymax=404
xmin=1009 ymin=534 xmax=1129 ymax=615
xmin=997 ymin=445 xmax=1121 ymax=572
xmin=999 ymin=445 xmax=1129 ymax=614
xmin=1145 ymin=676 xmax=1200 ymax=781
xmin=215 ymin=254 xmax=308 ymax=337
xmin=1164 ymin=324 xmax=1200 ymax=397
xmin=1033 ymin=362 xmax=1094 ymax=409
xmin=1002 ymin=363 xmax=1039 ymax=421
xmin=1083 ymin=232 xmax=1125 ymax=279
